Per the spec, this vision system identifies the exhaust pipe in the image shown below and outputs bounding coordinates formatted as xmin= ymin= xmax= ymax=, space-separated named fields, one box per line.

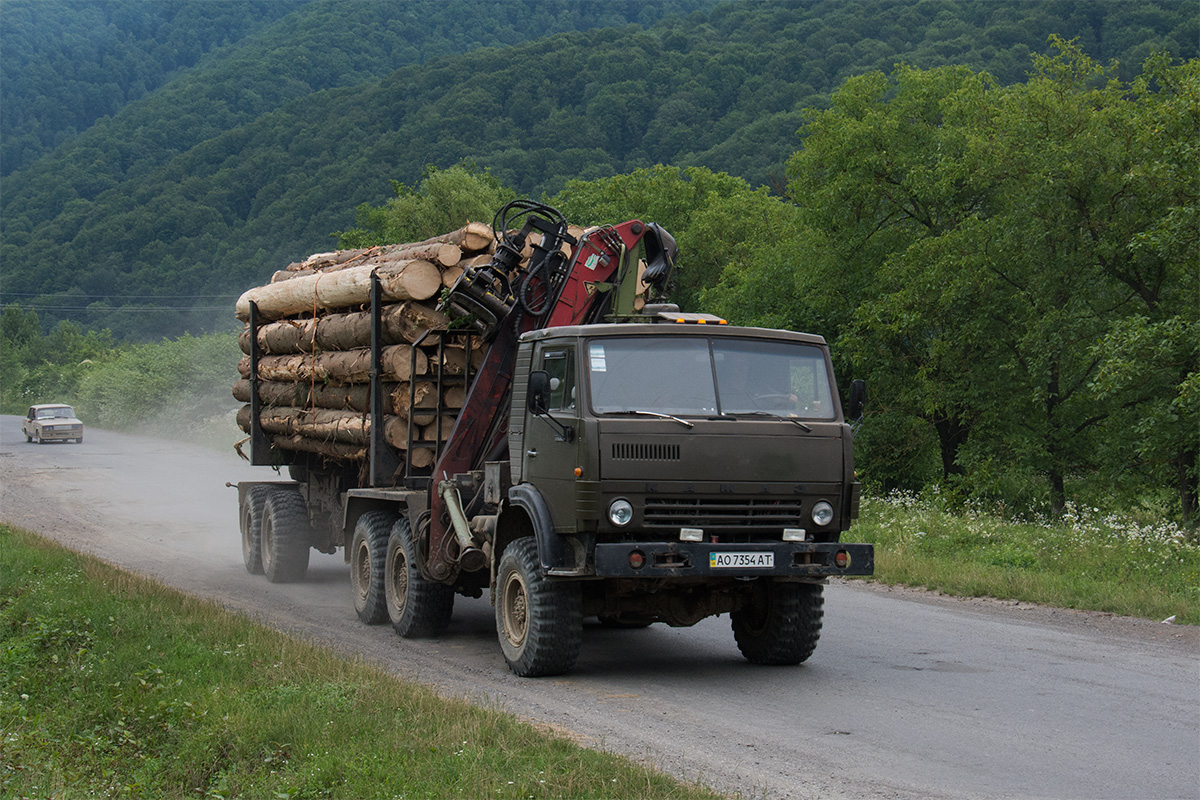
xmin=438 ymin=480 xmax=488 ymax=572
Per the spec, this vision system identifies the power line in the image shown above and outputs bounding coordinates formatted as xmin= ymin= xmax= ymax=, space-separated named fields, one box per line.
xmin=0 ymin=292 xmax=240 ymax=299
xmin=5 ymin=304 xmax=234 ymax=312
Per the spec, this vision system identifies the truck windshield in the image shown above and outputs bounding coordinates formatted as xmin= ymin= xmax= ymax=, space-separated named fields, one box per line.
xmin=587 ymin=336 xmax=836 ymax=420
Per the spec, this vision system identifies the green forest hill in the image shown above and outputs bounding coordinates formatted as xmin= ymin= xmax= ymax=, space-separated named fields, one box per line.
xmin=2 ymin=0 xmax=1195 ymax=340
xmin=0 ymin=0 xmax=1196 ymax=526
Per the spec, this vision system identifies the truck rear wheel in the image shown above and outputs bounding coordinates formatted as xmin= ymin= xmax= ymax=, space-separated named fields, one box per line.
xmin=495 ymin=536 xmax=582 ymax=677
xmin=385 ymin=517 xmax=453 ymax=638
xmin=240 ymin=485 xmax=270 ymax=575
xmin=732 ymin=581 xmax=824 ymax=665
xmin=351 ymin=511 xmax=394 ymax=624
xmin=260 ymin=487 xmax=311 ymax=583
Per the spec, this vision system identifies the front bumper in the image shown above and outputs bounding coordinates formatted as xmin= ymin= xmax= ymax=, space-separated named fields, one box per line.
xmin=593 ymin=541 xmax=874 ymax=578
xmin=37 ymin=427 xmax=82 ymax=441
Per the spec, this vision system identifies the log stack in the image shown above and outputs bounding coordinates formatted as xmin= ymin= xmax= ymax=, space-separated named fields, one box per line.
xmin=233 ymin=222 xmax=498 ymax=477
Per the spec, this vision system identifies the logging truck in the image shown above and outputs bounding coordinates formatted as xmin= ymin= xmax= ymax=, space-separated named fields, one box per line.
xmin=233 ymin=200 xmax=872 ymax=676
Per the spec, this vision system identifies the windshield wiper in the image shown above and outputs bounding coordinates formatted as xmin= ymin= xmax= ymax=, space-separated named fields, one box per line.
xmin=610 ymin=410 xmax=694 ymax=428
xmin=721 ymin=411 xmax=812 ymax=432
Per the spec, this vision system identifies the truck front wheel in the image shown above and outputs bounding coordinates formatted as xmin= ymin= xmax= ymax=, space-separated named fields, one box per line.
xmin=385 ymin=517 xmax=453 ymax=638
xmin=732 ymin=581 xmax=824 ymax=665
xmin=495 ymin=536 xmax=582 ymax=677
xmin=351 ymin=511 xmax=394 ymax=624
xmin=260 ymin=487 xmax=311 ymax=583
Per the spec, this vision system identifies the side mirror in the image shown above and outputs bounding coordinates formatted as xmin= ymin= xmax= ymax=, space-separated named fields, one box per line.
xmin=528 ymin=370 xmax=551 ymax=415
xmin=847 ymin=379 xmax=865 ymax=422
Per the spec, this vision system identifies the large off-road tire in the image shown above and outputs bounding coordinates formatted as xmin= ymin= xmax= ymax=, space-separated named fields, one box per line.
xmin=260 ymin=487 xmax=311 ymax=584
xmin=385 ymin=517 xmax=453 ymax=638
xmin=731 ymin=581 xmax=824 ymax=665
xmin=350 ymin=510 xmax=394 ymax=624
xmin=495 ymin=536 xmax=582 ymax=677
xmin=240 ymin=485 xmax=271 ymax=575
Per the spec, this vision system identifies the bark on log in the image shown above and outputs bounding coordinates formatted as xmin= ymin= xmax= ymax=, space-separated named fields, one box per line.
xmin=273 ymin=247 xmax=385 ymax=280
xmin=271 ymin=435 xmax=367 ymax=461
xmin=235 ymin=402 xmax=432 ymax=465
xmin=272 ymin=243 xmax=461 ymax=283
xmin=254 ymin=223 xmax=493 ymax=293
xmin=236 ymin=260 xmax=443 ymax=321
xmin=417 ymin=221 xmax=494 ymax=253
xmin=237 ymin=346 xmax=427 ymax=384
xmin=380 ymin=241 xmax=461 ymax=267
xmin=237 ymin=404 xmax=371 ymax=445
xmin=239 ymin=302 xmax=449 ymax=355
xmin=232 ymin=379 xmax=399 ymax=415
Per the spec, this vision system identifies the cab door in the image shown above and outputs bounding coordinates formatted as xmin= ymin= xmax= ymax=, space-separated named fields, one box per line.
xmin=521 ymin=346 xmax=584 ymax=532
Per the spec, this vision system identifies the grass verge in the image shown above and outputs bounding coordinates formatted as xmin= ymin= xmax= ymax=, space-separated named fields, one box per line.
xmin=0 ymin=525 xmax=723 ymax=800
xmin=852 ymin=491 xmax=1199 ymax=624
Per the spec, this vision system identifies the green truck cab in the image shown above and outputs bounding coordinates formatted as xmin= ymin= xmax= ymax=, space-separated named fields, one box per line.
xmin=487 ymin=316 xmax=871 ymax=671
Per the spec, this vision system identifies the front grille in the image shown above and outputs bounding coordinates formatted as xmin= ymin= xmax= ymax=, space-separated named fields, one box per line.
xmin=643 ymin=497 xmax=805 ymax=533
xmin=612 ymin=443 xmax=680 ymax=461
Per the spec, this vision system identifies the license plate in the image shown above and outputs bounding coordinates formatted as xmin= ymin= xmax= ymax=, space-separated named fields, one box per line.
xmin=709 ymin=551 xmax=774 ymax=569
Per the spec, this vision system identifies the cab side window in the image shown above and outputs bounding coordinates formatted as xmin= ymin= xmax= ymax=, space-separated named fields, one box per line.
xmin=541 ymin=350 xmax=576 ymax=412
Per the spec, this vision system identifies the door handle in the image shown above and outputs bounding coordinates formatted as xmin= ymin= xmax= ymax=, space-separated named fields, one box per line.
xmin=526 ymin=449 xmax=538 ymax=457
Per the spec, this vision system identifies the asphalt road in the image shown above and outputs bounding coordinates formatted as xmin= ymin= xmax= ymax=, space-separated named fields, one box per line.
xmin=2 ymin=415 xmax=1197 ymax=800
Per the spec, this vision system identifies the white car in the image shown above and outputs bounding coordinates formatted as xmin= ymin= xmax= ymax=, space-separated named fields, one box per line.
xmin=23 ymin=404 xmax=84 ymax=444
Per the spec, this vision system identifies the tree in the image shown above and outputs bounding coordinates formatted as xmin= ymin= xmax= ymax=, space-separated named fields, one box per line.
xmin=779 ymin=63 xmax=1004 ymax=491
xmin=1084 ymin=51 xmax=1200 ymax=519
xmin=762 ymin=40 xmax=1197 ymax=518
xmin=334 ymin=164 xmax=516 ymax=248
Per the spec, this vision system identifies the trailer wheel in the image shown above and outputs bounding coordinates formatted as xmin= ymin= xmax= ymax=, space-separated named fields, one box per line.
xmin=495 ymin=536 xmax=582 ymax=677
xmin=240 ymin=485 xmax=271 ymax=575
xmin=732 ymin=581 xmax=824 ymax=665
xmin=385 ymin=517 xmax=453 ymax=637
xmin=260 ymin=487 xmax=311 ymax=583
xmin=350 ymin=510 xmax=394 ymax=624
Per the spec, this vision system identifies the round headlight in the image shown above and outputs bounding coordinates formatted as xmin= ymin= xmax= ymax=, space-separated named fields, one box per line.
xmin=608 ymin=499 xmax=634 ymax=527
xmin=811 ymin=501 xmax=835 ymax=527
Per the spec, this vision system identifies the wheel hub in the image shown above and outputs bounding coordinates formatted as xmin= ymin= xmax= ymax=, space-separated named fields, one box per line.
xmin=502 ymin=572 xmax=529 ymax=647
xmin=352 ymin=541 xmax=370 ymax=602
xmin=389 ymin=549 xmax=409 ymax=617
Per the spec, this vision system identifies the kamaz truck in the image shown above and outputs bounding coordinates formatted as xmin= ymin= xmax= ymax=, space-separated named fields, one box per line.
xmin=236 ymin=200 xmax=872 ymax=676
